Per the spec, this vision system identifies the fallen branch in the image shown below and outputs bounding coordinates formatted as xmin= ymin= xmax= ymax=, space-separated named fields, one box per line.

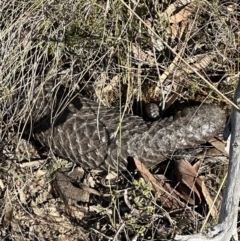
xmin=175 ymin=74 xmax=240 ymax=241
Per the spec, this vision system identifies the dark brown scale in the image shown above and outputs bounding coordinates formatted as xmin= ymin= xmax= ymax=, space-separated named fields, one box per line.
xmin=34 ymin=95 xmax=225 ymax=170
xmin=3 ymin=80 xmax=226 ymax=170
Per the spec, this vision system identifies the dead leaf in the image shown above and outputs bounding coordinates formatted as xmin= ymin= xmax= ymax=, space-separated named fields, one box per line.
xmin=134 ymin=158 xmax=186 ymax=210
xmin=162 ymin=0 xmax=193 ymax=19
xmin=193 ymin=160 xmax=202 ymax=172
xmin=132 ymin=44 xmax=155 ymax=65
xmin=175 ymin=159 xmax=219 ymax=219
xmin=169 ymin=23 xmax=180 ymax=40
xmin=208 ymin=137 xmax=228 ymax=156
xmin=101 ymin=75 xmax=120 ymax=94
xmin=3 ymin=205 xmax=13 ymax=227
xmin=169 ymin=7 xmax=193 ymax=24
xmin=174 ymin=159 xmax=203 ymax=204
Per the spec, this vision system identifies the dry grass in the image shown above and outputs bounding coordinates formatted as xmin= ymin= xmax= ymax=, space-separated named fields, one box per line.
xmin=0 ymin=0 xmax=239 ymax=240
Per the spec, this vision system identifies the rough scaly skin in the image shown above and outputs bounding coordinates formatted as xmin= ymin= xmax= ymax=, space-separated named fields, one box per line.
xmin=33 ymin=94 xmax=225 ymax=170
xmin=3 ymin=80 xmax=225 ymax=170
